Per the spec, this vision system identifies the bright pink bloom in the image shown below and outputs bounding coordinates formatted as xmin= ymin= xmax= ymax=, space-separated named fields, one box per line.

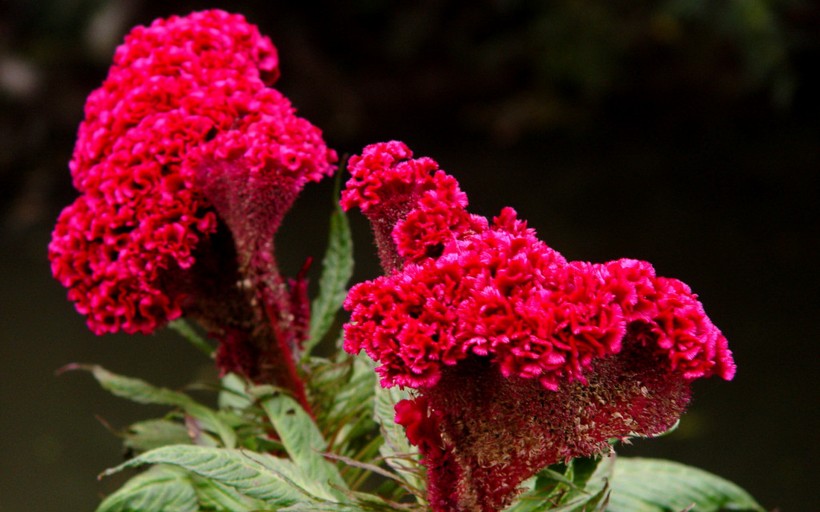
xmin=71 ymin=9 xmax=279 ymax=192
xmin=50 ymin=10 xmax=335 ymax=338
xmin=340 ymin=140 xmax=477 ymax=272
xmin=342 ymin=141 xmax=735 ymax=511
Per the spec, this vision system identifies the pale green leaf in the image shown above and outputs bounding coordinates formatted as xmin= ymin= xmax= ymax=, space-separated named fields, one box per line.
xmin=260 ymin=392 xmax=348 ymax=498
xmin=373 ymin=383 xmax=425 ymax=498
xmin=96 ymin=465 xmax=197 ymax=512
xmin=572 ymin=453 xmax=614 ymax=493
xmin=218 ymin=372 xmax=253 ymax=410
xmin=548 ymin=483 xmax=609 ymax=512
xmin=282 ymin=497 xmax=415 ymax=512
xmin=535 ymin=467 xmax=577 ymax=489
xmin=305 ymin=354 xmax=382 ymax=491
xmin=324 ymin=355 xmax=378 ymax=455
xmin=304 ymin=198 xmax=353 ymax=357
xmin=607 ymin=457 xmax=764 ymax=512
xmin=509 ymin=455 xmax=614 ymax=512
xmin=167 ymin=319 xmax=215 ymax=357
xmin=102 ymin=445 xmax=322 ymax=507
xmin=190 ymin=474 xmax=270 ymax=511
xmin=123 ymin=419 xmax=192 ymax=453
xmin=67 ymin=364 xmax=236 ymax=448
xmin=282 ymin=488 xmax=417 ymax=512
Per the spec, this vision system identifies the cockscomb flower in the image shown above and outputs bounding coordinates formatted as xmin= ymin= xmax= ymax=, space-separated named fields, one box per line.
xmin=49 ymin=10 xmax=336 ymax=403
xmin=340 ymin=140 xmax=481 ymax=272
xmin=342 ymin=141 xmax=735 ymax=511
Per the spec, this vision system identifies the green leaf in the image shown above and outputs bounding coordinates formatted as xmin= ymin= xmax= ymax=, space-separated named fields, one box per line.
xmin=318 ymin=355 xmax=378 ymax=455
xmin=607 ymin=457 xmax=764 ymax=512
xmin=549 ymin=483 xmax=609 ymax=512
xmin=260 ymin=392 xmax=348 ymax=498
xmin=167 ymin=319 xmax=215 ymax=357
xmin=65 ymin=364 xmax=236 ymax=448
xmin=510 ymin=455 xmax=613 ymax=512
xmin=190 ymin=474 xmax=270 ymax=511
xmin=533 ymin=466 xmax=577 ymax=491
xmin=304 ymin=178 xmax=354 ymax=358
xmin=373 ymin=383 xmax=425 ymax=499
xmin=218 ymin=373 xmax=253 ymax=410
xmin=305 ymin=354 xmax=382 ymax=492
xmin=97 ymin=464 xmax=197 ymax=512
xmin=282 ymin=490 xmax=415 ymax=512
xmin=102 ymin=445 xmax=323 ymax=507
xmin=572 ymin=453 xmax=613 ymax=492
xmin=105 ymin=365 xmax=232 ymax=447
xmin=123 ymin=419 xmax=192 ymax=454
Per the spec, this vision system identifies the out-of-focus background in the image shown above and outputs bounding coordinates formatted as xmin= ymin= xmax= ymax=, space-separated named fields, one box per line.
xmin=1 ymin=1 xmax=817 ymax=510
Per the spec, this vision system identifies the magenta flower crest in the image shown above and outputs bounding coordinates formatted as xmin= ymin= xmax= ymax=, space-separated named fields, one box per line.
xmin=340 ymin=140 xmax=480 ymax=272
xmin=342 ymin=141 xmax=736 ymax=511
xmin=49 ymin=10 xmax=336 ymax=409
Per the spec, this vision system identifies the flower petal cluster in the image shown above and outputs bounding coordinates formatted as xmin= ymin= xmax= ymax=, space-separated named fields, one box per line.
xmin=341 ymin=140 xmax=478 ymax=272
xmin=49 ymin=10 xmax=335 ymax=335
xmin=344 ymin=144 xmax=734 ymax=390
xmin=342 ymin=141 xmax=736 ymax=511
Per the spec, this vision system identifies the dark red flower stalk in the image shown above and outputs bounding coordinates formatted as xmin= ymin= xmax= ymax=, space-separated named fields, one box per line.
xmin=49 ymin=10 xmax=336 ymax=409
xmin=342 ymin=141 xmax=735 ymax=511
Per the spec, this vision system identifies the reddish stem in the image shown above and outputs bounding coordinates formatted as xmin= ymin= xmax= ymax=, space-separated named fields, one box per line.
xmin=260 ymin=291 xmax=313 ymax=417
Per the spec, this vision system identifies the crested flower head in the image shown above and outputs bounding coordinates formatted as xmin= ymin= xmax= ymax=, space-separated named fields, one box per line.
xmin=340 ymin=140 xmax=476 ymax=272
xmin=49 ymin=10 xmax=336 ymax=336
xmin=342 ymin=141 xmax=735 ymax=511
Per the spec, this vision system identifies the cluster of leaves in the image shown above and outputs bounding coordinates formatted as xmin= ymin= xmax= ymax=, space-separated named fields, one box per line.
xmin=510 ymin=454 xmax=763 ymax=512
xmin=68 ymin=191 xmax=765 ymax=511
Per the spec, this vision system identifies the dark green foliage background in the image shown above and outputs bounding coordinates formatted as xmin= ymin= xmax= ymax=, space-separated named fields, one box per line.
xmin=1 ymin=1 xmax=817 ymax=510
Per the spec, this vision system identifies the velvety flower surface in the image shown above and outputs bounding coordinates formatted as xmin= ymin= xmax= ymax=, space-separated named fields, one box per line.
xmin=50 ymin=10 xmax=335 ymax=336
xmin=342 ymin=141 xmax=736 ymax=511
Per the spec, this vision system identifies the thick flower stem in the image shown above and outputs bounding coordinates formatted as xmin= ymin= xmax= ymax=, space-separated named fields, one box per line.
xmin=260 ymin=297 xmax=313 ymax=416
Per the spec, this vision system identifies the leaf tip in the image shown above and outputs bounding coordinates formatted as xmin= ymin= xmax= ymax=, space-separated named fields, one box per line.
xmin=55 ymin=362 xmax=92 ymax=376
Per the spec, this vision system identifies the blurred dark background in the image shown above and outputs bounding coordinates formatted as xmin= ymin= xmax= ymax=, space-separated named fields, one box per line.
xmin=1 ymin=0 xmax=818 ymax=510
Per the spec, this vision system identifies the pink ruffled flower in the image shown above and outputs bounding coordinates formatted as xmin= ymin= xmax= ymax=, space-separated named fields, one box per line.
xmin=342 ymin=141 xmax=735 ymax=511
xmin=71 ymin=9 xmax=279 ymax=192
xmin=340 ymin=140 xmax=472 ymax=272
xmin=49 ymin=11 xmax=335 ymax=407
xmin=51 ymin=10 xmax=334 ymax=334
